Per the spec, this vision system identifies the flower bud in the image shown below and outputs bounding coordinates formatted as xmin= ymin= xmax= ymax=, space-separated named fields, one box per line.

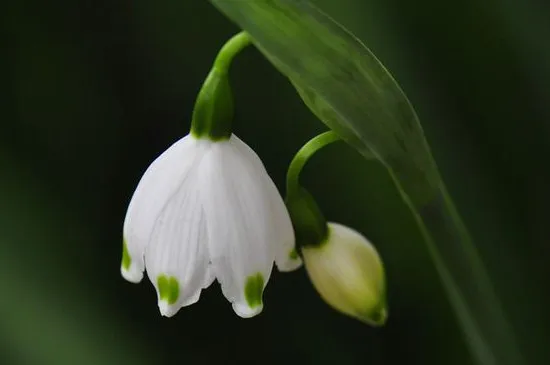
xmin=301 ymin=222 xmax=387 ymax=326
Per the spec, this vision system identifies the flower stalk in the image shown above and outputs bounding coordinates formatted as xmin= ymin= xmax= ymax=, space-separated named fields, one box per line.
xmin=285 ymin=131 xmax=340 ymax=247
xmin=190 ymin=31 xmax=251 ymax=141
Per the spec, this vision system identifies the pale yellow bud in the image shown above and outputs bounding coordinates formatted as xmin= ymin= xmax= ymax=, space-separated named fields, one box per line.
xmin=301 ymin=222 xmax=387 ymax=325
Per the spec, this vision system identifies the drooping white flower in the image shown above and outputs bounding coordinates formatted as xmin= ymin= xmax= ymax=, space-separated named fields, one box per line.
xmin=121 ymin=133 xmax=301 ymax=318
xmin=301 ymin=222 xmax=387 ymax=326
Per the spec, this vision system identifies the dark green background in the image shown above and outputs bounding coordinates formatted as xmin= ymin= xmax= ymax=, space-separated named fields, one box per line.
xmin=1 ymin=0 xmax=549 ymax=364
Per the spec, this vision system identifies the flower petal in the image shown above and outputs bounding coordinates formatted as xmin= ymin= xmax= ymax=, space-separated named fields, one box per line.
xmin=199 ymin=136 xmax=276 ymax=318
xmin=231 ymin=136 xmax=301 ymax=272
xmin=121 ymin=135 xmax=204 ymax=283
xmin=145 ymin=170 xmax=212 ymax=317
xmin=267 ymin=182 xmax=302 ymax=272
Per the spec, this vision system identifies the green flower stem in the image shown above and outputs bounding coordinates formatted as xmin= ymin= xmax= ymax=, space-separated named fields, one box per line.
xmin=285 ymin=131 xmax=341 ymax=247
xmin=190 ymin=31 xmax=251 ymax=140
xmin=213 ymin=31 xmax=251 ymax=74
xmin=286 ymin=131 xmax=340 ymax=197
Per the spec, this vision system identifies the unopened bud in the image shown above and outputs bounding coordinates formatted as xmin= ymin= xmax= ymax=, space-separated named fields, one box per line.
xmin=301 ymin=222 xmax=387 ymax=326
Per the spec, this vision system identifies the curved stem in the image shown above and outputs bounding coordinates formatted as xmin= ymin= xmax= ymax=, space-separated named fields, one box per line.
xmin=214 ymin=31 xmax=252 ymax=73
xmin=286 ymin=131 xmax=341 ymax=196
xmin=190 ymin=31 xmax=251 ymax=140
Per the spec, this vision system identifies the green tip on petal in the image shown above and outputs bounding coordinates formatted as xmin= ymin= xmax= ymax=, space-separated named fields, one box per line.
xmin=361 ymin=305 xmax=388 ymax=327
xmin=289 ymin=248 xmax=299 ymax=260
xmin=121 ymin=239 xmax=131 ymax=270
xmin=157 ymin=275 xmax=180 ymax=305
xmin=244 ymin=273 xmax=264 ymax=309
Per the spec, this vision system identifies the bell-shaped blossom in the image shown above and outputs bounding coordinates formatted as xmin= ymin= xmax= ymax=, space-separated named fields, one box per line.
xmin=121 ymin=134 xmax=301 ymax=318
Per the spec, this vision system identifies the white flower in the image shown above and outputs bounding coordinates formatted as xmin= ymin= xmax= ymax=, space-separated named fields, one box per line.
xmin=301 ymin=223 xmax=387 ymax=325
xmin=121 ymin=133 xmax=301 ymax=318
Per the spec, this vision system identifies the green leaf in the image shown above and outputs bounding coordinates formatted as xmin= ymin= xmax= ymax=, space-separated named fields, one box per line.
xmin=209 ymin=1 xmax=526 ymax=365
xmin=210 ymin=0 xmax=438 ymax=207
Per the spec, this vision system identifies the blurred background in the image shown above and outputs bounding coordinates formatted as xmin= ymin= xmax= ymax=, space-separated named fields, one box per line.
xmin=1 ymin=0 xmax=549 ymax=364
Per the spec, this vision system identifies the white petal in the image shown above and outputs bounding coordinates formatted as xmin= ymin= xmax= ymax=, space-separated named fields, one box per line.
xmin=121 ymin=135 xmax=205 ymax=283
xmin=266 ymin=182 xmax=302 ymax=272
xmin=231 ymin=136 xmax=301 ymax=272
xmin=199 ymin=136 xmax=276 ymax=318
xmin=145 ymin=170 xmax=212 ymax=317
